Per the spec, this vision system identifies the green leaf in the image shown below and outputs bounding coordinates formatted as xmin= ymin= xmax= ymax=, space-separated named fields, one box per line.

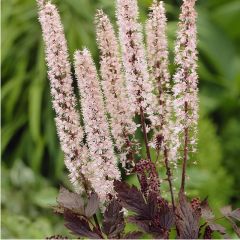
xmin=198 ymin=9 xmax=237 ymax=81
xmin=28 ymin=81 xmax=43 ymax=142
xmin=1 ymin=116 xmax=27 ymax=154
xmin=212 ymin=1 xmax=240 ymax=40
xmin=32 ymin=187 xmax=58 ymax=208
xmin=31 ymin=137 xmax=45 ymax=173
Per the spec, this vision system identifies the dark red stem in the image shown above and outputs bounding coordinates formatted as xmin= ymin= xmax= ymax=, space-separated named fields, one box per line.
xmin=164 ymin=147 xmax=175 ymax=210
xmin=140 ymin=106 xmax=152 ymax=161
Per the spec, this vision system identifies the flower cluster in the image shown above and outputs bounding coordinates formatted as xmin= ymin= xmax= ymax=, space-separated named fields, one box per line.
xmin=116 ymin=0 xmax=158 ymax=127
xmin=37 ymin=0 xmax=89 ymax=193
xmin=146 ymin=1 xmax=170 ymax=95
xmin=173 ymin=0 xmax=199 ymax=158
xmin=95 ymin=10 xmax=137 ymax=165
xmin=74 ymin=49 xmax=121 ymax=201
xmin=37 ymin=0 xmax=198 ymax=203
xmin=146 ymin=1 xmax=176 ymax=162
xmin=134 ymin=159 xmax=161 ymax=197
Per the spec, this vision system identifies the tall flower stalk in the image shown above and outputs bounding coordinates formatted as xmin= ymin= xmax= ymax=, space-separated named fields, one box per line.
xmin=95 ymin=10 xmax=137 ymax=167
xmin=37 ymin=0 xmax=90 ymax=193
xmin=74 ymin=49 xmax=121 ymax=201
xmin=146 ymin=0 xmax=175 ymax=209
xmin=116 ymin=0 xmax=158 ymax=161
xmin=173 ymin=0 xmax=198 ymax=193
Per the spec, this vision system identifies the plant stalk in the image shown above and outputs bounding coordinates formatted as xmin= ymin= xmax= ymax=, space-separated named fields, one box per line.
xmin=140 ymin=106 xmax=152 ymax=161
xmin=93 ymin=214 xmax=101 ymax=231
xmin=164 ymin=147 xmax=175 ymax=210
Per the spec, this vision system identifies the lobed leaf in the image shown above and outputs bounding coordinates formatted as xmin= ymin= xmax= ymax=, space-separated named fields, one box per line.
xmin=220 ymin=205 xmax=232 ymax=216
xmin=158 ymin=201 xmax=175 ymax=231
xmin=228 ymin=208 xmax=240 ymax=222
xmin=176 ymin=192 xmax=201 ymax=239
xmin=102 ymin=199 xmax=125 ymax=238
xmin=200 ymin=198 xmax=215 ymax=221
xmin=221 ymin=206 xmax=240 ymax=237
xmin=201 ymin=200 xmax=230 ymax=238
xmin=220 ymin=206 xmax=240 ymax=222
xmin=127 ymin=216 xmax=150 ymax=233
xmin=114 ymin=180 xmax=149 ymax=218
xmin=85 ymin=193 xmax=100 ymax=218
xmin=64 ymin=210 xmax=101 ymax=239
xmin=57 ymin=187 xmax=84 ymax=214
xmin=208 ymin=223 xmax=228 ymax=237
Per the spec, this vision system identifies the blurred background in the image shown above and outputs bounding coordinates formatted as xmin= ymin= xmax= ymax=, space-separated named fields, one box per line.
xmin=1 ymin=0 xmax=240 ymax=238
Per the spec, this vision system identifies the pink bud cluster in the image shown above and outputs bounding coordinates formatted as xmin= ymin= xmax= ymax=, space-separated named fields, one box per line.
xmin=95 ymin=10 xmax=137 ymax=165
xmin=74 ymin=49 xmax=121 ymax=201
xmin=173 ymin=0 xmax=198 ymax=157
xmin=135 ymin=159 xmax=161 ymax=197
xmin=37 ymin=0 xmax=88 ymax=193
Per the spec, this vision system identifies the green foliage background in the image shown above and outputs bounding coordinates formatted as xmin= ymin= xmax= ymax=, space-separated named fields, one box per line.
xmin=1 ymin=0 xmax=240 ymax=238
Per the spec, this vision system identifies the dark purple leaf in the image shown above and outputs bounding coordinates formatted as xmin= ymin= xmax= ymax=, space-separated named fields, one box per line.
xmin=226 ymin=218 xmax=240 ymax=238
xmin=230 ymin=208 xmax=240 ymax=221
xmin=208 ymin=223 xmax=227 ymax=235
xmin=200 ymin=198 xmax=215 ymax=221
xmin=102 ymin=199 xmax=125 ymax=238
xmin=128 ymin=215 xmax=169 ymax=239
xmin=114 ymin=180 xmax=149 ymax=218
xmin=220 ymin=206 xmax=232 ymax=216
xmin=128 ymin=216 xmax=150 ymax=233
xmin=115 ymin=181 xmax=174 ymax=238
xmin=124 ymin=231 xmax=143 ymax=239
xmin=57 ymin=187 xmax=84 ymax=214
xmin=85 ymin=193 xmax=99 ymax=218
xmin=229 ymin=208 xmax=240 ymax=222
xmin=203 ymin=226 xmax=213 ymax=239
xmin=176 ymin=192 xmax=201 ymax=239
xmin=201 ymin=203 xmax=232 ymax=237
xmin=123 ymin=191 xmax=174 ymax=238
xmin=147 ymin=192 xmax=158 ymax=219
xmin=221 ymin=207 xmax=240 ymax=237
xmin=64 ymin=210 xmax=101 ymax=239
xmin=158 ymin=201 xmax=175 ymax=230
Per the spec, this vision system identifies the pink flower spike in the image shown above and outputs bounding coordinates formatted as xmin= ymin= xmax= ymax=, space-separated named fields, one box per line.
xmin=74 ymin=49 xmax=121 ymax=202
xmin=146 ymin=0 xmax=176 ymax=161
xmin=116 ymin=0 xmax=158 ymax=126
xmin=173 ymin=0 xmax=199 ymax=160
xmin=37 ymin=1 xmax=89 ymax=193
xmin=95 ymin=10 xmax=137 ymax=166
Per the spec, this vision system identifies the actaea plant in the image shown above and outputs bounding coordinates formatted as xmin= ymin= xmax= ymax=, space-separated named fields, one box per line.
xmin=37 ymin=0 xmax=240 ymax=239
